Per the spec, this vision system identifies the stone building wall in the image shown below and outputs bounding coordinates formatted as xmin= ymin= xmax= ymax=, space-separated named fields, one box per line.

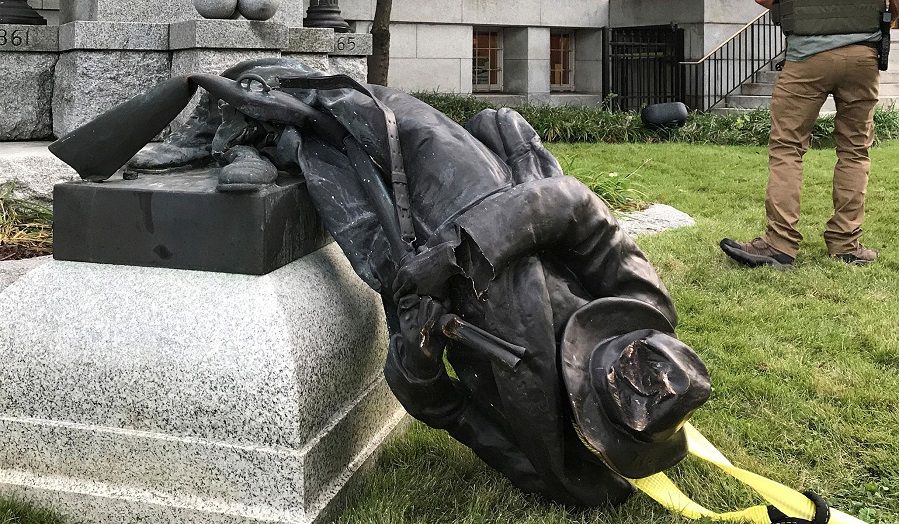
xmin=24 ymin=1 xmax=765 ymax=103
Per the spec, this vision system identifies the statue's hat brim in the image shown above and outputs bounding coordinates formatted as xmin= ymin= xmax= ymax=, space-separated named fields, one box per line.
xmin=561 ymin=298 xmax=710 ymax=479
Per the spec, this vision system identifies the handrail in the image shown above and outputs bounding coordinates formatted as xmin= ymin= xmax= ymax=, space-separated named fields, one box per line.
xmin=679 ymin=10 xmax=786 ymax=111
xmin=681 ymin=11 xmax=769 ymax=65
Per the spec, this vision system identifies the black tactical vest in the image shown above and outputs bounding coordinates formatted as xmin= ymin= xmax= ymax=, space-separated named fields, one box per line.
xmin=773 ymin=0 xmax=884 ymax=35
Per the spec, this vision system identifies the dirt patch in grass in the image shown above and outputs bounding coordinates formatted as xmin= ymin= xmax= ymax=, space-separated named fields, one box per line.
xmin=0 ymin=243 xmax=50 ymax=261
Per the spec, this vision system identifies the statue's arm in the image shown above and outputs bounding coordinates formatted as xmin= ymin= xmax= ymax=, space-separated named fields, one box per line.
xmin=383 ymin=334 xmax=546 ymax=494
xmin=454 ymin=176 xmax=678 ymax=326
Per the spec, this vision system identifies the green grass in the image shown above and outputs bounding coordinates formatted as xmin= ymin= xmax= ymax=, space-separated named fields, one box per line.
xmin=0 ymin=497 xmax=65 ymax=524
xmin=2 ymin=143 xmax=897 ymax=524
xmin=335 ymin=142 xmax=899 ymax=524
xmin=0 ymin=183 xmax=53 ymax=260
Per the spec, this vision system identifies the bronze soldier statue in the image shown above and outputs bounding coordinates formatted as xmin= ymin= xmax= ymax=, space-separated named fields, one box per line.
xmin=50 ymin=58 xmax=713 ymax=507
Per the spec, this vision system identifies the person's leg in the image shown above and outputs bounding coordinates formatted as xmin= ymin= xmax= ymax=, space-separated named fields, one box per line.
xmin=721 ymin=54 xmax=832 ymax=268
xmin=827 ymin=44 xmax=879 ymax=262
xmin=763 ymin=55 xmax=833 ymax=258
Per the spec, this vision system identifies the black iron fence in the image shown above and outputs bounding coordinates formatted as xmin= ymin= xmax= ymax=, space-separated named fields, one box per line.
xmin=681 ymin=11 xmax=786 ymax=111
xmin=606 ymin=25 xmax=685 ymax=111
xmin=604 ymin=13 xmax=785 ymax=112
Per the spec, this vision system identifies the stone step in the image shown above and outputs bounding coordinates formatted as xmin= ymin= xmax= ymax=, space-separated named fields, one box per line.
xmin=725 ymin=95 xmax=899 ymax=111
xmin=0 ymin=142 xmax=77 ymax=201
xmin=741 ymin=82 xmax=899 ymax=97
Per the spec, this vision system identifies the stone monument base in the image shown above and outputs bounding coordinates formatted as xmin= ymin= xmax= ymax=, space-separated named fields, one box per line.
xmin=0 ymin=244 xmax=406 ymax=523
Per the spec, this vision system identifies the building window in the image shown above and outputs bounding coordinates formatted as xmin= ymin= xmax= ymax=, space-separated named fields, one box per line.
xmin=473 ymin=29 xmax=503 ymax=92
xmin=550 ymin=32 xmax=575 ymax=91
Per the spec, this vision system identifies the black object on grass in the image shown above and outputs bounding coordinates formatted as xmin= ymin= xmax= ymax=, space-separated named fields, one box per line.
xmin=641 ymin=102 xmax=689 ymax=130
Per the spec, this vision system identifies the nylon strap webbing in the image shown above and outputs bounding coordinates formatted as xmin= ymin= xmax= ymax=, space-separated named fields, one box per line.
xmin=629 ymin=424 xmax=867 ymax=524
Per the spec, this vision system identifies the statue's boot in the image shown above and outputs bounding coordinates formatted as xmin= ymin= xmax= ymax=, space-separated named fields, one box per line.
xmin=126 ymin=93 xmax=221 ymax=174
xmin=217 ymin=145 xmax=278 ymax=192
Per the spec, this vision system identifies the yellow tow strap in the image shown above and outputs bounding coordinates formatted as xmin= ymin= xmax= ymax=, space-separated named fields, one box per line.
xmin=629 ymin=423 xmax=867 ymax=524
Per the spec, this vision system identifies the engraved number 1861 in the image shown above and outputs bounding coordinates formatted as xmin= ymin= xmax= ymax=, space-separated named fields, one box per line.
xmin=0 ymin=29 xmax=31 ymax=47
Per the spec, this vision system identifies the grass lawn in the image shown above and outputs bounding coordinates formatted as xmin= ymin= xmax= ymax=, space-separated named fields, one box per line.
xmin=2 ymin=143 xmax=897 ymax=524
xmin=335 ymin=142 xmax=899 ymax=524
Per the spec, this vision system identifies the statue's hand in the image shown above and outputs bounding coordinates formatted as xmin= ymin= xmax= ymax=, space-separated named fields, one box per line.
xmin=395 ymin=294 xmax=449 ymax=377
xmin=393 ymin=241 xmax=463 ymax=302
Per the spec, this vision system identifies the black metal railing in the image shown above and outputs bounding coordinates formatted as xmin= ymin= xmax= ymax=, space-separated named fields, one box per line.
xmin=606 ymin=25 xmax=686 ymax=111
xmin=681 ymin=11 xmax=786 ymax=111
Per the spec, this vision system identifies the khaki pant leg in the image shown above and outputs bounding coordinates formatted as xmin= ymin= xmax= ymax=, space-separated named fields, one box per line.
xmin=827 ymin=45 xmax=879 ymax=255
xmin=764 ymin=55 xmax=833 ymax=257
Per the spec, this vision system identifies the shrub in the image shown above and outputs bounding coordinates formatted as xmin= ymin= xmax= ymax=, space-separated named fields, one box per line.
xmin=412 ymin=92 xmax=899 ymax=147
xmin=558 ymin=155 xmax=648 ymax=212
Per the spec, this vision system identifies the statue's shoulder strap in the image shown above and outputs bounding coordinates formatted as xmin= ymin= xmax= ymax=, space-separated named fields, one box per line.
xmin=279 ymin=74 xmax=416 ymax=252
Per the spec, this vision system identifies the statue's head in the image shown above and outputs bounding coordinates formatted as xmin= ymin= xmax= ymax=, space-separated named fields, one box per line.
xmin=561 ymin=298 xmax=711 ymax=479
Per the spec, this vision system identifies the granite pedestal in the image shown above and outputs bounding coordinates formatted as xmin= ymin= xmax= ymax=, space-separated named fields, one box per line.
xmin=53 ymin=170 xmax=330 ymax=275
xmin=59 ymin=0 xmax=307 ymax=27
xmin=52 ymin=21 xmax=171 ymax=137
xmin=0 ymin=243 xmax=405 ymax=524
xmin=169 ymin=19 xmax=288 ymax=126
xmin=0 ymin=24 xmax=58 ymax=140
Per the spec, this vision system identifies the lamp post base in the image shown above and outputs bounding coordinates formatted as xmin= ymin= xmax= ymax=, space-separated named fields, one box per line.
xmin=304 ymin=0 xmax=350 ymax=33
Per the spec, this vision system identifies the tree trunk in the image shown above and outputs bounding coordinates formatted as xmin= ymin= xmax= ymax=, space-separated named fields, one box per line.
xmin=368 ymin=0 xmax=392 ymax=85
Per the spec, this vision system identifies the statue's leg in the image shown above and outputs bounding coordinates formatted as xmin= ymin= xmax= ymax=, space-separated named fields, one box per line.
xmin=126 ymin=92 xmax=222 ymax=174
xmin=217 ymin=145 xmax=278 ymax=192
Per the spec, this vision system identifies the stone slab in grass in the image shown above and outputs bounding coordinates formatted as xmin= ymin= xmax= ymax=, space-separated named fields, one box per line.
xmin=619 ymin=203 xmax=696 ymax=237
xmin=0 ymin=243 xmax=406 ymax=524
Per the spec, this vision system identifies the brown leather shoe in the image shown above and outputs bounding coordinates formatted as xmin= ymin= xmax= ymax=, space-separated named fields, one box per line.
xmin=833 ymin=245 xmax=878 ymax=266
xmin=720 ymin=238 xmax=795 ymax=268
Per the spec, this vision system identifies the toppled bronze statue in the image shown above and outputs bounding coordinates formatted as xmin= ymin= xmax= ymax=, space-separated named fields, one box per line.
xmin=49 ymin=59 xmax=711 ymax=507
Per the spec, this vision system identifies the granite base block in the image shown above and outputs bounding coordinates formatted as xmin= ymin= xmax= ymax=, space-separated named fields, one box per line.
xmin=328 ymin=56 xmax=368 ymax=84
xmin=169 ymin=20 xmax=288 ymax=51
xmin=0 ymin=52 xmax=57 ymax=140
xmin=52 ymin=50 xmax=171 ymax=137
xmin=61 ymin=0 xmax=197 ymax=24
xmin=0 ymin=245 xmax=404 ymax=523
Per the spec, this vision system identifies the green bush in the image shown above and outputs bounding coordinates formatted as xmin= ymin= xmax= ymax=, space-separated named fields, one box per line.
xmin=412 ymin=92 xmax=899 ymax=147
xmin=558 ymin=155 xmax=648 ymax=212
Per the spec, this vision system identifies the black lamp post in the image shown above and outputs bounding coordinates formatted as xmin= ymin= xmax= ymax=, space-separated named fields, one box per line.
xmin=0 ymin=0 xmax=47 ymax=25
xmin=304 ymin=0 xmax=350 ymax=33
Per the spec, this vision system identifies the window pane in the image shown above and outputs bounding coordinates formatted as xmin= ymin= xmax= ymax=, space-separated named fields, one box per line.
xmin=473 ymin=30 xmax=502 ymax=90
xmin=550 ymin=32 xmax=574 ymax=88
